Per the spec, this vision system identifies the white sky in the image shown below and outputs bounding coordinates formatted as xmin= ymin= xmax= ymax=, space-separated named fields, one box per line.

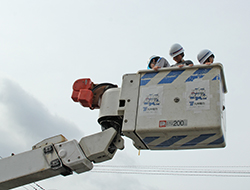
xmin=0 ymin=0 xmax=250 ymax=189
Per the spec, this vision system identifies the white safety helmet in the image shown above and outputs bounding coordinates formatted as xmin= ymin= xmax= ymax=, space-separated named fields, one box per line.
xmin=147 ymin=55 xmax=160 ymax=69
xmin=169 ymin=43 xmax=184 ymax=57
xmin=197 ymin=49 xmax=214 ymax=64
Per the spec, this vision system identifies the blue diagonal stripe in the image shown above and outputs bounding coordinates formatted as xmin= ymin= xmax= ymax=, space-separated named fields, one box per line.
xmin=141 ymin=72 xmax=158 ymax=79
xmin=156 ymin=135 xmax=187 ymax=147
xmin=140 ymin=79 xmax=151 ymax=86
xmin=140 ymin=72 xmax=159 ymax=86
xmin=143 ymin=136 xmax=160 ymax=144
xmin=185 ymin=68 xmax=212 ymax=82
xmin=208 ymin=136 xmax=224 ymax=145
xmin=212 ymin=74 xmax=221 ymax=81
xmin=181 ymin=133 xmax=216 ymax=147
xmin=158 ymin=70 xmax=185 ymax=84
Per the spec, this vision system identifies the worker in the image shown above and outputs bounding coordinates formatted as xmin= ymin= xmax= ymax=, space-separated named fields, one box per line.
xmin=169 ymin=43 xmax=194 ymax=68
xmin=197 ymin=49 xmax=215 ymax=65
xmin=147 ymin=55 xmax=170 ymax=71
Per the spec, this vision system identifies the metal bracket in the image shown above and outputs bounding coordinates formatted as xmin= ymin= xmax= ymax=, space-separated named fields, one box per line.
xmin=43 ymin=144 xmax=63 ymax=170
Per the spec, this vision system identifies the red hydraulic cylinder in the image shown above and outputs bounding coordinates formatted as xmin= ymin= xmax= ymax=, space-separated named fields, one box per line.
xmin=71 ymin=78 xmax=94 ymax=108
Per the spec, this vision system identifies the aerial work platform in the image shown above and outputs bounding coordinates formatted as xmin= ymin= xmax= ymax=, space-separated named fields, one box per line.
xmin=0 ymin=63 xmax=227 ymax=190
xmin=117 ymin=63 xmax=227 ymax=150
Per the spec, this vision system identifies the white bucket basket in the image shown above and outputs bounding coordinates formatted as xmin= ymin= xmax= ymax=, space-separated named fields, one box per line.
xmin=120 ymin=63 xmax=227 ymax=150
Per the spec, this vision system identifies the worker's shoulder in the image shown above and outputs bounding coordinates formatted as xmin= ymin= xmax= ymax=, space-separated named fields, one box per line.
xmin=183 ymin=60 xmax=193 ymax=65
xmin=157 ymin=57 xmax=168 ymax=62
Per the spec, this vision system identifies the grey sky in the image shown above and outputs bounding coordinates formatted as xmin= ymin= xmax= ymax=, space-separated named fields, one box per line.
xmin=0 ymin=77 xmax=84 ymax=156
xmin=0 ymin=0 xmax=249 ymax=189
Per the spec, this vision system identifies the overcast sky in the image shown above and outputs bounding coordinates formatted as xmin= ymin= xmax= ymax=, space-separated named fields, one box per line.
xmin=0 ymin=0 xmax=250 ymax=189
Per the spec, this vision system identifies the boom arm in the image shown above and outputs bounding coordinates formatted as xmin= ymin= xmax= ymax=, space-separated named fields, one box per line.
xmin=0 ymin=128 xmax=124 ymax=190
xmin=0 ymin=64 xmax=227 ymax=189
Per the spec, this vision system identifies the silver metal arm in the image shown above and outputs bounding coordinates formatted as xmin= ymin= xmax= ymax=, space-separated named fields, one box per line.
xmin=0 ymin=128 xmax=123 ymax=190
xmin=0 ymin=64 xmax=227 ymax=189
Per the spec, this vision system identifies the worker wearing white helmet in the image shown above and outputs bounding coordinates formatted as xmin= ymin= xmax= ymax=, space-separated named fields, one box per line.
xmin=169 ymin=43 xmax=193 ymax=68
xmin=197 ymin=49 xmax=215 ymax=65
xmin=147 ymin=55 xmax=170 ymax=71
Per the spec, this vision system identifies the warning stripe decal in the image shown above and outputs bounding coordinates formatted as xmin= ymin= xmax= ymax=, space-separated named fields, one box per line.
xmin=181 ymin=133 xmax=215 ymax=147
xmin=212 ymin=74 xmax=221 ymax=81
xmin=158 ymin=69 xmax=185 ymax=84
xmin=155 ymin=135 xmax=187 ymax=147
xmin=140 ymin=72 xmax=159 ymax=86
xmin=142 ymin=134 xmax=224 ymax=148
xmin=208 ymin=136 xmax=224 ymax=145
xmin=185 ymin=68 xmax=212 ymax=82
xmin=143 ymin=136 xmax=159 ymax=144
xmin=140 ymin=68 xmax=213 ymax=87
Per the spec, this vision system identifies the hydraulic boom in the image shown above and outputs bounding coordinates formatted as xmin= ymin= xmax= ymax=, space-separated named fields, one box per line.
xmin=0 ymin=64 xmax=227 ymax=189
